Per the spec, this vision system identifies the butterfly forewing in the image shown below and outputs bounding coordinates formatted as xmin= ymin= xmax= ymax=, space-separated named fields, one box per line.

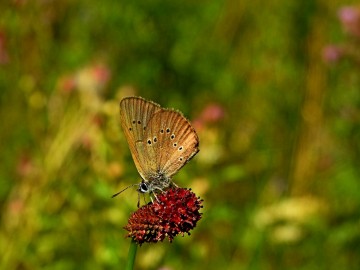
xmin=143 ymin=110 xmax=199 ymax=179
xmin=120 ymin=97 xmax=161 ymax=179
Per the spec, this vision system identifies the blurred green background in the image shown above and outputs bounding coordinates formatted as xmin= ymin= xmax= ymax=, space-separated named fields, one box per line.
xmin=1 ymin=0 xmax=360 ymax=269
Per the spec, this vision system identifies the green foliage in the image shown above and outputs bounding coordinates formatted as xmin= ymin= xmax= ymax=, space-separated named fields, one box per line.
xmin=1 ymin=0 xmax=360 ymax=269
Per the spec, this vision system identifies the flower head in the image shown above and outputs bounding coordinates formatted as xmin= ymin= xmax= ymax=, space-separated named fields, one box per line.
xmin=124 ymin=187 xmax=203 ymax=245
xmin=200 ymin=103 xmax=225 ymax=123
xmin=338 ymin=6 xmax=360 ymax=37
xmin=322 ymin=45 xmax=343 ymax=64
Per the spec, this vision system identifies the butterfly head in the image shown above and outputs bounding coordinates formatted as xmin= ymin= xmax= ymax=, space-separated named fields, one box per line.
xmin=137 ymin=173 xmax=172 ymax=194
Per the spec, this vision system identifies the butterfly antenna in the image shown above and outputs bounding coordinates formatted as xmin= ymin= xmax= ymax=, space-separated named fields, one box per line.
xmin=111 ymin=184 xmax=138 ymax=198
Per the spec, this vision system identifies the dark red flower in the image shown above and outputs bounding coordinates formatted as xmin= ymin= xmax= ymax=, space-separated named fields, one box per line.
xmin=124 ymin=187 xmax=203 ymax=245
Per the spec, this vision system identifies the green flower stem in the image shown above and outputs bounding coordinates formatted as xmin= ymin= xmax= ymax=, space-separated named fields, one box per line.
xmin=125 ymin=239 xmax=138 ymax=270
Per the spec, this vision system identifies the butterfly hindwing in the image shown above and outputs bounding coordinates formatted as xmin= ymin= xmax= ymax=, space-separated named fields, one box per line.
xmin=143 ymin=109 xmax=199 ymax=179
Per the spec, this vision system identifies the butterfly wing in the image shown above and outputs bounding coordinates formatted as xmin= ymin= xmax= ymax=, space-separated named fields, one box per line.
xmin=120 ymin=97 xmax=161 ymax=180
xmin=143 ymin=109 xmax=199 ymax=179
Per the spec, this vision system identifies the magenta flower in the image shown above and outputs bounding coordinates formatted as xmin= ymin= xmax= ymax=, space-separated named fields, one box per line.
xmin=124 ymin=187 xmax=203 ymax=245
xmin=338 ymin=6 xmax=360 ymax=38
xmin=322 ymin=45 xmax=343 ymax=64
xmin=0 ymin=30 xmax=9 ymax=64
xmin=200 ymin=103 xmax=225 ymax=123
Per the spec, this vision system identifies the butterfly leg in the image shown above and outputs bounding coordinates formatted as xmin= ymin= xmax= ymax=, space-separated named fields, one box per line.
xmin=153 ymin=186 xmax=168 ymax=195
xmin=152 ymin=192 xmax=160 ymax=202
xmin=171 ymin=181 xmax=179 ymax=188
xmin=142 ymin=193 xmax=147 ymax=205
xmin=137 ymin=192 xmax=140 ymax=208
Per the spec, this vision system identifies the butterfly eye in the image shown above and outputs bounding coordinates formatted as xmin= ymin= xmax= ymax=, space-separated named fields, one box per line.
xmin=139 ymin=182 xmax=149 ymax=193
xmin=147 ymin=139 xmax=152 ymax=145
xmin=171 ymin=134 xmax=175 ymax=139
xmin=153 ymin=137 xmax=157 ymax=143
xmin=138 ymin=120 xmax=141 ymax=124
xmin=132 ymin=120 xmax=136 ymax=124
xmin=178 ymin=146 xmax=183 ymax=151
xmin=166 ymin=128 xmax=170 ymax=133
xmin=160 ymin=129 xmax=164 ymax=133
xmin=129 ymin=127 xmax=132 ymax=131
xmin=173 ymin=143 xmax=177 ymax=147
xmin=179 ymin=157 xmax=183 ymax=161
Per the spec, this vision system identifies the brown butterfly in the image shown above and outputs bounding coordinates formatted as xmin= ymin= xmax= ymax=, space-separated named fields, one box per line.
xmin=113 ymin=97 xmax=199 ymax=198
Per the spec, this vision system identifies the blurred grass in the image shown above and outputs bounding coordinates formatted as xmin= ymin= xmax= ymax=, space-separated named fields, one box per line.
xmin=1 ymin=0 xmax=360 ymax=269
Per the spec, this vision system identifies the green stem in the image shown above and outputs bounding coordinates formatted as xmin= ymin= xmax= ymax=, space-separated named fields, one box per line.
xmin=125 ymin=239 xmax=138 ymax=270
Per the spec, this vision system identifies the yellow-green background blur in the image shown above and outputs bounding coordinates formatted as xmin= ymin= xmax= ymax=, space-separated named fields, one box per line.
xmin=1 ymin=1 xmax=360 ymax=269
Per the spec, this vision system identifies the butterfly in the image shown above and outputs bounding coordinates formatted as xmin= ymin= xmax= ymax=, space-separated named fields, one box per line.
xmin=113 ymin=96 xmax=199 ymax=199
